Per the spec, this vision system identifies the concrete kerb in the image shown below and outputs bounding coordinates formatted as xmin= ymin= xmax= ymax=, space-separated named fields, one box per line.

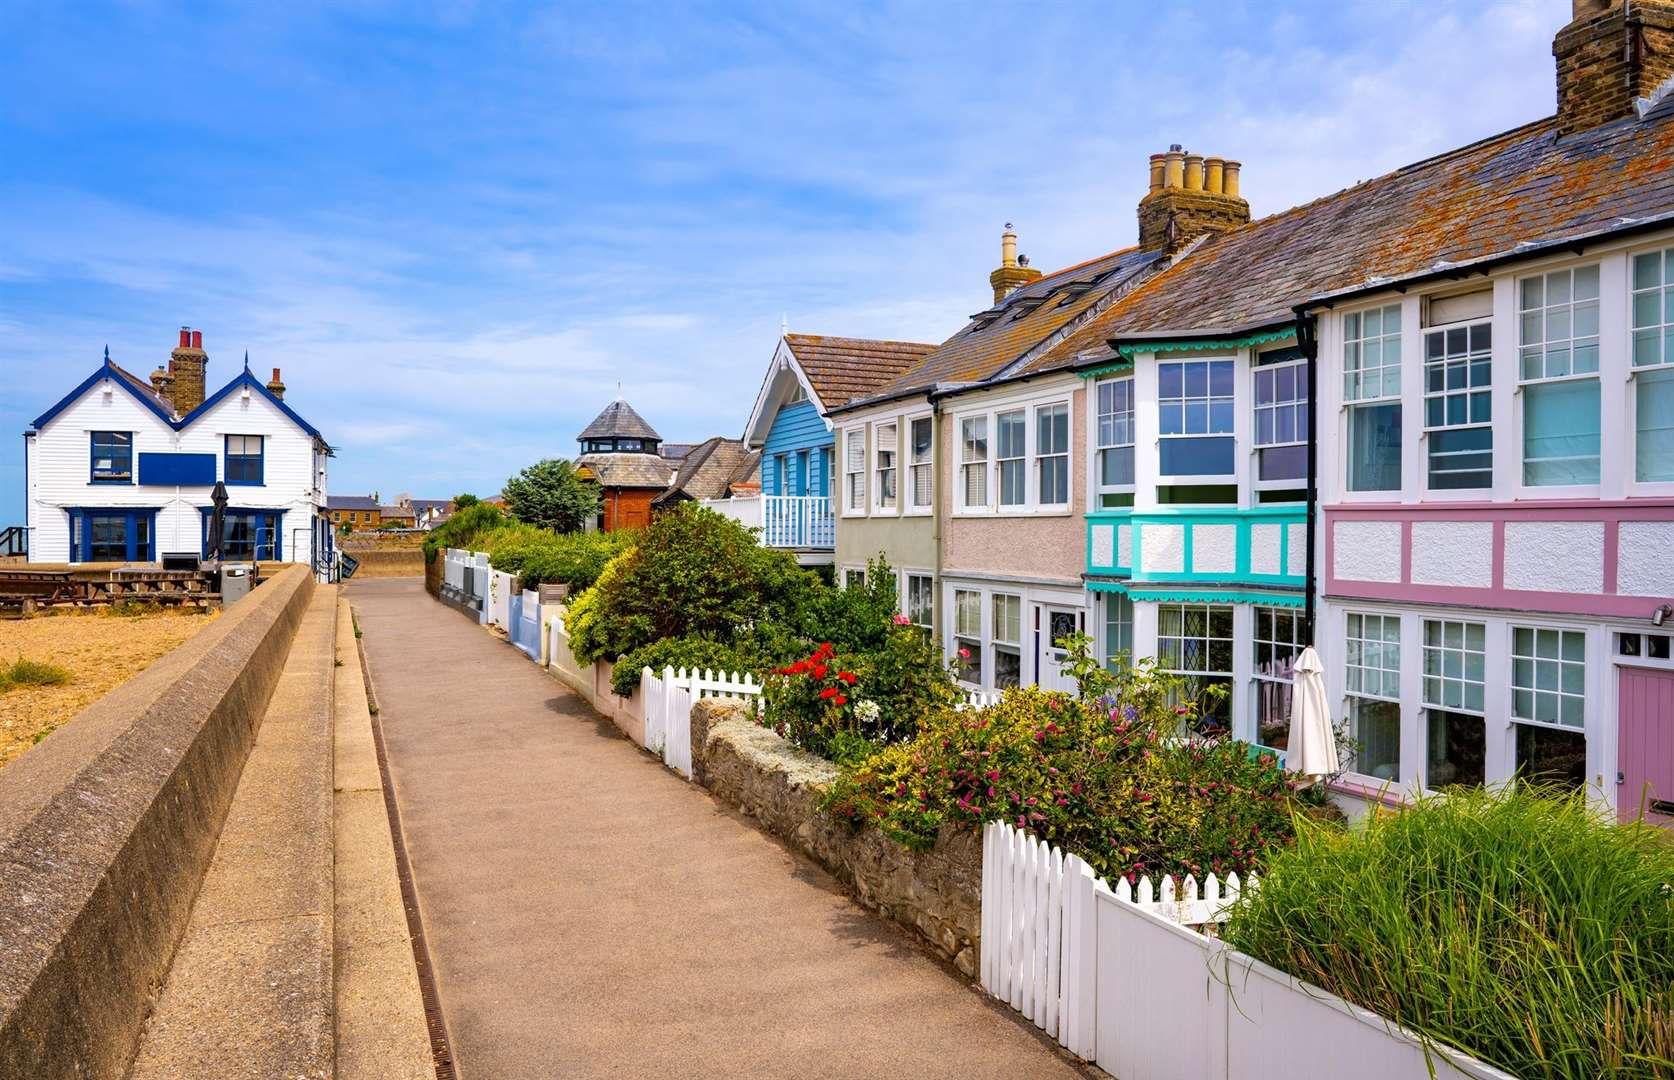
xmin=0 ymin=565 xmax=315 ymax=1080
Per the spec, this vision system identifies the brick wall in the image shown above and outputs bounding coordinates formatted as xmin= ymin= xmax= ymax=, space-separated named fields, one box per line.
xmin=1554 ymin=1 xmax=1674 ymax=136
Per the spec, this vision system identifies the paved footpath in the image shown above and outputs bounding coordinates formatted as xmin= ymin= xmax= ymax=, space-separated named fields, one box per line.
xmin=351 ymin=577 xmax=1085 ymax=1080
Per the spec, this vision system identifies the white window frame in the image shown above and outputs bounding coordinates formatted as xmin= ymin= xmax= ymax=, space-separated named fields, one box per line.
xmin=952 ymin=588 xmax=984 ymax=687
xmin=1420 ymin=316 xmax=1494 ymax=494
xmin=842 ymin=427 xmax=866 ymax=516
xmin=991 ymin=592 xmax=1023 ymax=690
xmin=1251 ymin=351 xmax=1309 ymax=492
xmin=1251 ymin=604 xmax=1304 ymax=750
xmin=1093 ymin=376 xmax=1135 ymax=508
xmin=1420 ymin=617 xmax=1488 ymax=791
xmin=996 ymin=408 xmax=1027 ymax=507
xmin=840 ymin=564 xmax=867 ymax=590
xmin=1034 ymin=401 xmax=1070 ymax=507
xmin=1628 ymin=244 xmax=1674 ymax=495
xmin=907 ymin=413 xmax=934 ymax=514
xmin=1342 ymin=610 xmax=1403 ymax=784
xmin=1516 ymin=263 xmax=1602 ymax=496
xmin=1155 ymin=602 xmax=1235 ymax=728
xmin=901 ymin=570 xmax=934 ymax=630
xmin=1156 ymin=356 xmax=1237 ymax=485
xmin=1509 ymin=625 xmax=1587 ymax=731
xmin=951 ymin=388 xmax=1074 ymax=516
xmin=873 ymin=421 xmax=899 ymax=514
xmin=959 ymin=415 xmax=989 ymax=511
xmin=1341 ymin=303 xmax=1404 ymax=496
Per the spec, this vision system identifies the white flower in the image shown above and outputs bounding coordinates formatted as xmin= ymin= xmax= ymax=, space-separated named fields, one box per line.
xmin=855 ymin=699 xmax=881 ymax=724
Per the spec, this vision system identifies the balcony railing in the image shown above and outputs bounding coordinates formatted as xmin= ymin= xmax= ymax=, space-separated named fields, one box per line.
xmin=698 ymin=494 xmax=834 ymax=550
xmin=1086 ymin=505 xmax=1307 ymax=588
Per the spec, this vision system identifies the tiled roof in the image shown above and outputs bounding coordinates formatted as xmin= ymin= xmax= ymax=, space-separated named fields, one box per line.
xmin=576 ymin=452 xmax=675 ymax=489
xmin=1027 ymin=108 xmax=1674 ymax=374
xmin=849 ymin=246 xmax=1163 ymax=407
xmin=783 ymin=334 xmax=937 ymax=409
xmin=111 ymin=362 xmax=174 ymax=413
xmin=579 ymin=399 xmax=661 ymax=441
xmin=327 ymin=495 xmax=380 ymax=510
xmin=659 ymin=442 xmax=699 ymax=461
xmin=654 ymin=436 xmax=758 ymax=504
xmin=379 ymin=505 xmax=416 ymax=519
xmin=409 ymin=498 xmax=451 ymax=511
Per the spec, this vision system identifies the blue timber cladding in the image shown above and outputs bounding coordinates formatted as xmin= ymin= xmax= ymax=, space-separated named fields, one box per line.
xmin=761 ymin=400 xmax=831 ymax=497
xmin=138 ymin=452 xmax=217 ymax=486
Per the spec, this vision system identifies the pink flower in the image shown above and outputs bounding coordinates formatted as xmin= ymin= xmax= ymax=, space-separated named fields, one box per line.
xmin=892 ymin=614 xmax=910 ymax=625
xmin=958 ymin=647 xmax=971 ymax=659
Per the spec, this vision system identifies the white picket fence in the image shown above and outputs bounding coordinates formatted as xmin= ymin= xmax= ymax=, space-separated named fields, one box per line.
xmin=960 ymin=688 xmax=1003 ymax=710
xmin=979 ymin=821 xmax=1512 ymax=1079
xmin=641 ymin=665 xmax=761 ymax=779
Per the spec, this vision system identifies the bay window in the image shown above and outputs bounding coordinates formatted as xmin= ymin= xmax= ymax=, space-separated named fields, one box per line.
xmin=843 ymin=429 xmax=865 ymax=512
xmin=1422 ymin=618 xmax=1486 ymax=788
xmin=1344 ymin=305 xmax=1402 ymax=492
xmin=960 ymin=417 xmax=989 ymax=508
xmin=1632 ymin=248 xmax=1674 ymax=482
xmin=909 ymin=417 xmax=933 ymax=510
xmin=1345 ymin=612 xmax=1401 ymax=780
xmin=1095 ymin=377 xmax=1135 ymax=507
xmin=1510 ymin=626 xmax=1586 ymax=788
xmin=992 ymin=593 xmax=1022 ymax=689
xmin=874 ymin=422 xmax=898 ymax=511
xmin=1156 ymin=603 xmax=1233 ymax=730
xmin=1035 ymin=402 xmax=1069 ymax=505
xmin=1158 ymin=359 xmax=1234 ymax=477
xmin=69 ymin=508 xmax=155 ymax=563
xmin=1253 ymin=349 xmax=1308 ymax=486
xmin=954 ymin=589 xmax=983 ymax=685
xmin=1519 ymin=266 xmax=1600 ymax=486
xmin=1253 ymin=605 xmax=1304 ymax=750
xmin=1103 ymin=592 xmax=1134 ymax=671
xmin=996 ymin=410 xmax=1026 ymax=506
xmin=1423 ymin=320 xmax=1493 ymax=489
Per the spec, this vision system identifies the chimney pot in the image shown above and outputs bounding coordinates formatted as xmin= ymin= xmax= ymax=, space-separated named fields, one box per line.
xmin=1147 ymin=153 xmax=1167 ymax=192
xmin=1223 ymin=160 xmax=1242 ymax=199
xmin=179 ymin=327 xmax=190 ymax=348
xmin=1184 ymin=154 xmax=1205 ymax=192
xmin=191 ymin=329 xmax=202 ymax=349
xmin=1163 ymin=148 xmax=1185 ymax=189
xmin=1001 ymin=223 xmax=1018 ymax=268
xmin=1204 ymin=157 xmax=1225 ymax=195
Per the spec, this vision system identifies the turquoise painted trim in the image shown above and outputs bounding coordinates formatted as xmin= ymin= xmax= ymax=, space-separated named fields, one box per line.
xmin=1077 ymin=360 xmax=1135 ymax=380
xmin=1085 ymin=579 xmax=1129 ymax=595
xmin=1126 ymin=587 xmax=1305 ymax=607
xmin=1111 ymin=327 xmax=1296 ymax=359
xmin=1084 ymin=506 xmax=1306 ymax=589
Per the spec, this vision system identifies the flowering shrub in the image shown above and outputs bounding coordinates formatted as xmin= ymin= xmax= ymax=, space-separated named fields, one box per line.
xmin=762 ymin=642 xmax=863 ymax=760
xmin=823 ymin=681 xmax=1307 ymax=884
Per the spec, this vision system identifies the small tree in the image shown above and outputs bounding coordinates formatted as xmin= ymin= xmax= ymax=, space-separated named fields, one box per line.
xmin=501 ymin=459 xmax=599 ymax=533
xmin=453 ymin=493 xmax=480 ymax=508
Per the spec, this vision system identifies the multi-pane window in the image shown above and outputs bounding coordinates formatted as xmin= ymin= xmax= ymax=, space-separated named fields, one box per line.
xmin=220 ymin=510 xmax=279 ymax=561
xmin=1103 ymin=592 xmax=1134 ymax=671
xmin=1035 ymin=402 xmax=1069 ymax=505
xmin=905 ymin=573 xmax=934 ymax=630
xmin=1345 ymin=612 xmax=1401 ymax=780
xmin=874 ymin=422 xmax=898 ymax=510
xmin=1511 ymin=627 xmax=1589 ymax=786
xmin=1423 ymin=321 xmax=1493 ymax=489
xmin=992 ymin=593 xmax=1022 ymax=689
xmin=843 ymin=430 xmax=865 ymax=512
xmin=1158 ymin=360 xmax=1235 ymax=477
xmin=960 ymin=417 xmax=989 ymax=508
xmin=1096 ymin=378 xmax=1135 ymax=506
xmin=1632 ymin=249 xmax=1674 ymax=482
xmin=996 ymin=410 xmax=1026 ymax=506
xmin=89 ymin=514 xmax=132 ymax=560
xmin=1156 ymin=603 xmax=1234 ymax=730
xmin=91 ymin=431 xmax=133 ymax=482
xmin=1344 ymin=305 xmax=1402 ymax=492
xmin=1253 ymin=605 xmax=1304 ymax=750
xmin=1520 ymin=266 xmax=1601 ymax=485
xmin=909 ymin=417 xmax=933 ymax=509
xmin=1253 ymin=349 xmax=1308 ymax=484
xmin=225 ymin=435 xmax=263 ymax=485
xmin=1423 ymin=619 xmax=1486 ymax=788
xmin=954 ymin=589 xmax=983 ymax=685
xmin=844 ymin=567 xmax=866 ymax=589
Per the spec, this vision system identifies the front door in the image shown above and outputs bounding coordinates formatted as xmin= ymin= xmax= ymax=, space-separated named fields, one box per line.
xmin=1036 ymin=605 xmax=1082 ymax=694
xmin=1619 ymin=665 xmax=1674 ymax=825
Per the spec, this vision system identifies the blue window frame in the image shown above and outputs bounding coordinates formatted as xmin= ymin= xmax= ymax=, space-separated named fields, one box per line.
xmin=90 ymin=431 xmax=134 ymax=483
xmin=68 ymin=508 xmax=156 ymax=562
xmin=1159 ymin=360 xmax=1235 ymax=477
xmin=201 ymin=507 xmax=282 ymax=561
xmin=225 ymin=434 xmax=264 ymax=485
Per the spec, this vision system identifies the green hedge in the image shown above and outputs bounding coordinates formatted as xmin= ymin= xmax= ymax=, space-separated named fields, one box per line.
xmin=610 ymin=635 xmax=759 ymax=697
xmin=491 ymin=530 xmax=635 ymax=592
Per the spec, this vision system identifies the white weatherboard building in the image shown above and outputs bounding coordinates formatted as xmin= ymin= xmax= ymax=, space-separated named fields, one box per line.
xmin=24 ymin=328 xmax=332 ymax=570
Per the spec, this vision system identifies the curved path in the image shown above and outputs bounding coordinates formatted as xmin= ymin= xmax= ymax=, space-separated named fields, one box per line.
xmin=350 ymin=577 xmax=1085 ymax=1080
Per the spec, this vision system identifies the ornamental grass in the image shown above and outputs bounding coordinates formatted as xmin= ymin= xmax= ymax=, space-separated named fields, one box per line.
xmin=1222 ymin=787 xmax=1674 ymax=1079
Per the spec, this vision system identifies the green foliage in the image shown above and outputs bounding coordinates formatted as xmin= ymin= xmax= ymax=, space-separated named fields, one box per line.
xmin=452 ymin=493 xmax=480 ymax=508
xmin=823 ymin=680 xmax=1305 ymax=883
xmin=0 ymin=657 xmax=71 ymax=693
xmin=422 ymin=501 xmax=507 ymax=562
xmin=1223 ymin=788 xmax=1674 ymax=1079
xmin=501 ymin=458 xmax=600 ymax=533
xmin=611 ymin=635 xmax=758 ymax=697
xmin=491 ymin=529 xmax=636 ymax=592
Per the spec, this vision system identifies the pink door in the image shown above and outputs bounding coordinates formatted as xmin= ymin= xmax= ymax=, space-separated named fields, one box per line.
xmin=1618 ymin=666 xmax=1674 ymax=825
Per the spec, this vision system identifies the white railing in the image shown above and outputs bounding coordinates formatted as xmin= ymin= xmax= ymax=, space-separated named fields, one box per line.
xmin=761 ymin=494 xmax=834 ymax=549
xmin=642 ymin=665 xmax=761 ymax=779
xmin=980 ymin=821 xmax=1512 ymax=1078
xmin=697 ymin=495 xmax=763 ymax=531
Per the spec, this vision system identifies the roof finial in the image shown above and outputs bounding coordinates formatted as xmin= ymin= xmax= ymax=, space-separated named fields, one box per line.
xmin=103 ymin=344 xmax=111 ymax=364
xmin=243 ymin=350 xmax=251 ymax=372
xmin=781 ymin=313 xmax=788 ymax=336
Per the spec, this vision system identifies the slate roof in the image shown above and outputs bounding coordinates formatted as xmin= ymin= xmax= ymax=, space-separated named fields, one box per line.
xmin=782 ymin=334 xmax=937 ymax=409
xmin=578 ymin=399 xmax=661 ymax=442
xmin=1025 ymin=107 xmax=1674 ymax=374
xmin=576 ymin=452 xmax=675 ymax=489
xmin=327 ymin=495 xmax=380 ymax=511
xmin=659 ymin=442 xmax=699 ymax=461
xmin=653 ymin=436 xmax=760 ymax=505
xmin=840 ymin=246 xmax=1163 ymax=410
xmin=409 ymin=498 xmax=451 ymax=511
xmin=112 ymin=362 xmax=175 ymax=412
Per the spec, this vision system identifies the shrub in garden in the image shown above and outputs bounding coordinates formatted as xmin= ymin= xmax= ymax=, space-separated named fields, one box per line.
xmin=501 ymin=457 xmax=601 ymax=534
xmin=823 ymin=670 xmax=1303 ymax=883
xmin=421 ymin=501 xmax=506 ymax=562
xmin=494 ymin=529 xmax=636 ymax=593
xmin=1222 ymin=787 xmax=1674 ymax=1079
xmin=610 ymin=635 xmax=758 ymax=697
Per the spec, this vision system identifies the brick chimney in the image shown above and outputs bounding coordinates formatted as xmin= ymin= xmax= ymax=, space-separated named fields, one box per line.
xmin=989 ymin=223 xmax=1043 ymax=303
xmin=148 ymin=365 xmax=174 ymax=404
xmin=167 ymin=326 xmax=208 ymax=414
xmin=1554 ymin=0 xmax=1674 ymax=137
xmin=266 ymin=367 xmax=286 ymax=400
xmin=1137 ymin=145 xmax=1250 ymax=255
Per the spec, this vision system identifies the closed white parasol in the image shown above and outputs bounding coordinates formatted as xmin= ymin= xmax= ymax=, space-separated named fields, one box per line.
xmin=1285 ymin=646 xmax=1338 ymax=782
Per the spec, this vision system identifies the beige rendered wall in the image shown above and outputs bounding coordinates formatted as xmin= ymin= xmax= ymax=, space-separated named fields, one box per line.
xmin=941 ymin=381 xmax=1086 ymax=586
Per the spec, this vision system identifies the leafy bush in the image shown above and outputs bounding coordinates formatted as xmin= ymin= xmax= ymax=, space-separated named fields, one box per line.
xmin=0 ymin=657 xmax=71 ymax=693
xmin=422 ymin=501 xmax=507 ymax=562
xmin=1223 ymin=788 xmax=1674 ymax=1079
xmin=502 ymin=458 xmax=600 ymax=533
xmin=611 ymin=635 xmax=759 ymax=697
xmin=491 ymin=529 xmax=636 ymax=593
xmin=823 ymin=668 xmax=1303 ymax=883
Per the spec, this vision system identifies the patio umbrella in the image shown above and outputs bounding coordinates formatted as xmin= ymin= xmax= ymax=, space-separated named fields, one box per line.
xmin=1286 ymin=646 xmax=1338 ymax=783
xmin=206 ymin=481 xmax=228 ymax=563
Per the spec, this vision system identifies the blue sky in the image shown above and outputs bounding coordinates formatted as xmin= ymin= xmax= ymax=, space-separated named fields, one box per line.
xmin=1 ymin=0 xmax=1566 ymax=512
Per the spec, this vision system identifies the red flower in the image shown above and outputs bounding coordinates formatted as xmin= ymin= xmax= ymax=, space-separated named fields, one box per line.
xmin=813 ymin=663 xmax=828 ymax=679
xmin=819 ymin=687 xmax=838 ymax=700
xmin=837 ymin=671 xmax=857 ymax=685
xmin=833 ymin=695 xmax=847 ymax=705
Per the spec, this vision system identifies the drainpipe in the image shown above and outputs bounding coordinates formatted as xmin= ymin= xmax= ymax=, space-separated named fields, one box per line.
xmin=1295 ymin=311 xmax=1320 ymax=645
xmin=931 ymin=391 xmax=945 ymax=649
